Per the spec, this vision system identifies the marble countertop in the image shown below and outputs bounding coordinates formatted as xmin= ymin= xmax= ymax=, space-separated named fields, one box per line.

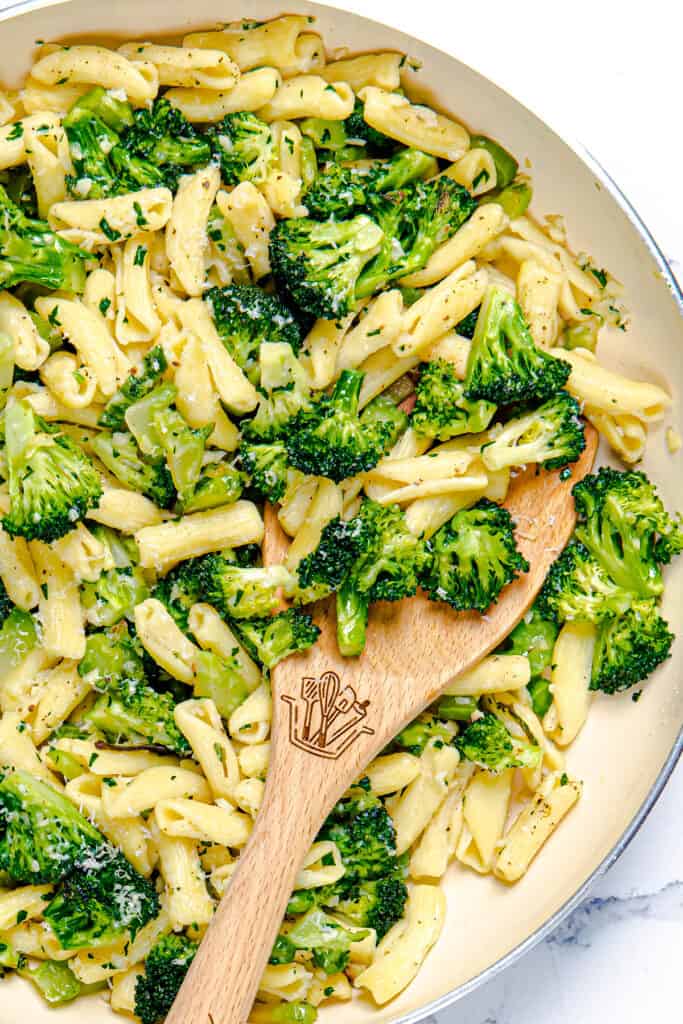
xmin=0 ymin=2 xmax=679 ymax=1022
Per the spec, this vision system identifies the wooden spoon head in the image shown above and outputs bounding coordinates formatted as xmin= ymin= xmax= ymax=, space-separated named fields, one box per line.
xmin=266 ymin=424 xmax=598 ymax=775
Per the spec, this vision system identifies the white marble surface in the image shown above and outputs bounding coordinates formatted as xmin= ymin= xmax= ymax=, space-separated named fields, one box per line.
xmin=0 ymin=2 xmax=680 ymax=1023
xmin=326 ymin=1 xmax=683 ymax=1021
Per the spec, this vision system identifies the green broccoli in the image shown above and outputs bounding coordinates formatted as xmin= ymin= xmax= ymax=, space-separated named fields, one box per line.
xmin=80 ymin=540 xmax=149 ymax=628
xmin=0 ymin=769 xmax=159 ymax=949
xmin=421 ymin=499 xmax=529 ymax=613
xmin=118 ymin=97 xmax=210 ymax=191
xmin=21 ymin=959 xmax=83 ymax=1005
xmin=0 ymin=183 xmax=90 ymax=291
xmin=285 ymin=369 xmax=407 ymax=482
xmin=134 ymin=933 xmax=198 ymax=1024
xmin=240 ymin=440 xmax=292 ymax=503
xmin=90 ymin=430 xmax=176 ymax=509
xmin=572 ymin=467 xmax=683 ymax=598
xmin=270 ymin=215 xmax=384 ymax=319
xmin=233 ymin=609 xmax=320 ymax=669
xmin=0 ymin=164 xmax=37 ymax=218
xmin=590 ymin=600 xmax=673 ymax=694
xmin=411 ymin=359 xmax=496 ymax=440
xmin=80 ymin=629 xmax=191 ymax=755
xmin=98 ymin=345 xmax=168 ymax=431
xmin=303 ymin=148 xmax=437 ymax=220
xmin=392 ymin=714 xmax=456 ymax=755
xmin=66 ymin=91 xmax=207 ymax=197
xmin=201 ymin=550 xmax=295 ymax=619
xmin=456 ymin=305 xmax=481 ymax=339
xmin=0 ymin=607 xmax=38 ymax=680
xmin=193 ymin=648 xmax=250 ymax=717
xmin=334 ymin=499 xmax=427 ymax=656
xmin=333 ymin=875 xmax=408 ymax=940
xmin=207 ymin=284 xmax=302 ymax=385
xmin=321 ymin=788 xmax=401 ymax=883
xmin=2 ymin=399 xmax=102 ymax=542
xmin=465 ymin=286 xmax=571 ymax=404
xmin=242 ymin=342 xmax=312 ymax=443
xmin=432 ymin=695 xmax=480 ymax=721
xmin=482 ymin=392 xmax=585 ymax=473
xmin=344 ymin=98 xmax=397 ymax=156
xmin=480 ymin=179 xmax=533 ymax=219
xmin=536 ymin=539 xmax=635 ymax=624
xmin=151 ymin=554 xmax=209 ymax=634
xmin=0 ymin=577 xmax=13 ymax=629
xmin=183 ymin=461 xmax=246 ymax=513
xmin=501 ymin=604 xmax=558 ymax=717
xmin=469 ymin=134 xmax=518 ymax=189
xmin=273 ymin=907 xmax=368 ymax=974
xmin=356 ymin=177 xmax=476 ymax=299
xmin=250 ymin=1003 xmax=318 ymax=1024
xmin=296 ymin=514 xmax=367 ymax=603
xmin=455 ymin=712 xmax=541 ymax=771
xmin=206 ymin=110 xmax=275 ymax=186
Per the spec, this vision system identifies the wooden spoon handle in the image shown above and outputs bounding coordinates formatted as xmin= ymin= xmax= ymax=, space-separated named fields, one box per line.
xmin=166 ymin=719 xmax=371 ymax=1024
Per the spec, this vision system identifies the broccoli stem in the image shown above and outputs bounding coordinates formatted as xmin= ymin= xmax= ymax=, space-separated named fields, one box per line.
xmin=336 ymin=582 xmax=369 ymax=657
xmin=434 ymin=695 xmax=479 ymax=721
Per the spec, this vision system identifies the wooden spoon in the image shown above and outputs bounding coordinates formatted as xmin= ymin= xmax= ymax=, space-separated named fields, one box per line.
xmin=167 ymin=425 xmax=597 ymax=1024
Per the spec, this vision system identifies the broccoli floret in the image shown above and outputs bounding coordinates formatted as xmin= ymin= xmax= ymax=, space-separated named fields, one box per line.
xmin=44 ymin=840 xmax=158 ymax=950
xmin=206 ymin=110 xmax=275 ymax=186
xmin=151 ymin=555 xmax=209 ymax=633
xmin=357 ymin=177 xmax=476 ymax=299
xmin=0 ymin=768 xmax=158 ymax=949
xmin=590 ymin=600 xmax=673 ymax=694
xmin=0 ymin=164 xmax=37 ymax=218
xmin=81 ymin=565 xmax=149 ymax=628
xmin=242 ymin=342 xmax=312 ymax=443
xmin=0 ymin=768 xmax=101 ymax=883
xmin=297 ymin=514 xmax=365 ymax=602
xmin=411 ymin=359 xmax=496 ymax=440
xmin=503 ymin=603 xmax=558 ymax=678
xmin=456 ymin=305 xmax=481 ymax=339
xmin=118 ymin=97 xmax=210 ymax=191
xmin=393 ymin=713 xmax=455 ymax=756
xmin=201 ymin=550 xmax=294 ymax=619
xmin=233 ymin=609 xmax=320 ymax=669
xmin=193 ymin=648 xmax=250 ymax=718
xmin=421 ymin=498 xmax=529 ymax=613
xmin=321 ymin=788 xmax=399 ymax=883
xmin=465 ymin=286 xmax=571 ymax=404
xmin=334 ymin=875 xmax=407 ymax=941
xmin=275 ymin=907 xmax=368 ymax=975
xmin=0 ymin=578 xmax=13 ymax=629
xmin=183 ymin=461 xmax=246 ymax=513
xmin=81 ymin=632 xmax=190 ymax=755
xmin=66 ymin=91 xmax=207 ymax=197
xmin=0 ymin=183 xmax=90 ymax=291
xmin=456 ymin=712 xmax=541 ymax=771
xmin=345 ymin=98 xmax=397 ymax=156
xmin=207 ymin=284 xmax=302 ymax=384
xmin=572 ymin=467 xmax=683 ymax=598
xmin=334 ymin=499 xmax=427 ymax=656
xmin=90 ymin=430 xmax=176 ymax=509
xmin=285 ymin=370 xmax=406 ymax=482
xmin=501 ymin=604 xmax=558 ymax=716
xmin=134 ymin=933 xmax=198 ymax=1024
xmin=2 ymin=400 xmax=102 ymax=542
xmin=536 ymin=539 xmax=635 ymax=624
xmin=98 ymin=345 xmax=168 ymax=431
xmin=270 ymin=215 xmax=384 ymax=319
xmin=240 ymin=439 xmax=291 ymax=503
xmin=304 ymin=148 xmax=437 ymax=220
xmin=482 ymin=392 xmax=586 ymax=473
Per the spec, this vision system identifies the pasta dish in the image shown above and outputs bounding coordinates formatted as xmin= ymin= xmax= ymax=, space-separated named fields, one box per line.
xmin=0 ymin=13 xmax=680 ymax=1024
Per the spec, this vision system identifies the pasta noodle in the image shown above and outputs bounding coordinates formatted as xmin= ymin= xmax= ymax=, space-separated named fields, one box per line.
xmin=184 ymin=16 xmax=324 ymax=76
xmin=360 ymin=86 xmax=470 ymax=160
xmin=166 ymin=68 xmax=282 ymax=122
